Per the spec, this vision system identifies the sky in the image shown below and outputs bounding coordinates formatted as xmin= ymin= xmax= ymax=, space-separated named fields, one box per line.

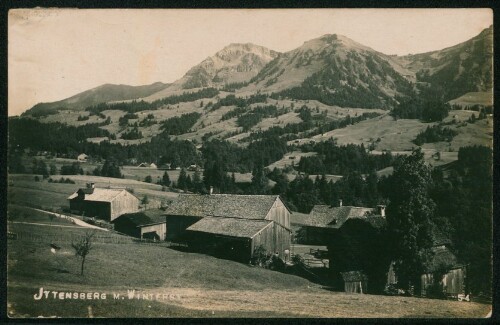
xmin=8 ymin=8 xmax=493 ymax=116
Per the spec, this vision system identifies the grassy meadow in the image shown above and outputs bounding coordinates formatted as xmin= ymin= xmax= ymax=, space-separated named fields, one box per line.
xmin=7 ymin=219 xmax=491 ymax=318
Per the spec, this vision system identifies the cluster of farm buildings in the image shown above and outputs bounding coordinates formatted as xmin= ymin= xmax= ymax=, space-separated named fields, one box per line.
xmin=67 ymin=183 xmax=466 ymax=297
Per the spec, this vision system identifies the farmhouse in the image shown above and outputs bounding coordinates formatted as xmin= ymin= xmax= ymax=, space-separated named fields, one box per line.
xmin=299 ymin=203 xmax=388 ymax=293
xmin=164 ymin=194 xmax=291 ymax=262
xmin=77 ymin=153 xmax=88 ymax=162
xmin=112 ymin=209 xmax=166 ymax=240
xmin=68 ymin=183 xmax=139 ymax=221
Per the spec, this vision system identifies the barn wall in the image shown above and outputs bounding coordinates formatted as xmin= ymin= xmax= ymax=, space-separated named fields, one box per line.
xmin=83 ymin=201 xmax=111 ymax=220
xmin=251 ymin=223 xmax=274 ymax=255
xmin=421 ymin=268 xmax=465 ymax=296
xmin=345 ymin=281 xmax=368 ymax=293
xmin=113 ymin=219 xmax=141 ymax=238
xmin=140 ymin=223 xmax=167 ymax=241
xmin=251 ymin=222 xmax=291 ymax=258
xmin=443 ymin=268 xmax=465 ymax=295
xmin=186 ymin=232 xmax=252 ymax=262
xmin=265 ymin=198 xmax=290 ymax=228
xmin=166 ymin=215 xmax=202 ymax=240
xmin=69 ymin=198 xmax=83 ymax=212
xmin=110 ymin=191 xmax=140 ymax=221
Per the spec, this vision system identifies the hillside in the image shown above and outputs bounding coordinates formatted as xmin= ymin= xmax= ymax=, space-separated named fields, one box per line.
xmin=12 ymin=27 xmax=493 ymax=169
xmin=397 ymin=26 xmax=493 ymax=102
xmin=7 ymin=217 xmax=491 ymax=318
xmin=238 ymin=34 xmax=415 ymax=109
xmin=23 ymin=82 xmax=170 ymax=117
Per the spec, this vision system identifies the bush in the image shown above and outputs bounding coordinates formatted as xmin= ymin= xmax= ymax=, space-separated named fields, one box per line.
xmin=425 ymin=282 xmax=447 ymax=299
xmin=251 ymin=245 xmax=269 ymax=266
xmin=292 ymin=254 xmax=305 ymax=266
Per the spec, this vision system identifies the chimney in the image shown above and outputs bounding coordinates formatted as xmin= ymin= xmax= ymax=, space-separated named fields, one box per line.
xmin=209 ymin=186 xmax=213 ymax=195
xmin=338 ymin=199 xmax=343 ymax=207
xmin=377 ymin=205 xmax=386 ymax=217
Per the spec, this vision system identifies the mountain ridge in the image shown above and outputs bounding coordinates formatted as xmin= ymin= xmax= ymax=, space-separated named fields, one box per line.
xmin=22 ymin=27 xmax=492 ymax=116
xmin=23 ymin=82 xmax=170 ymax=117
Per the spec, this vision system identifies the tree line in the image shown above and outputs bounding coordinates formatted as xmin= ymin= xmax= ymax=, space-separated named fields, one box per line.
xmin=85 ymin=88 xmax=219 ymax=114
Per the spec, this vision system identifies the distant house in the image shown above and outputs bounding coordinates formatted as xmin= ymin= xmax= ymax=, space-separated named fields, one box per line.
xmin=138 ymin=162 xmax=149 ymax=167
xmin=77 ymin=153 xmax=88 ymax=162
xmin=112 ymin=210 xmax=166 ymax=240
xmin=150 ymin=163 xmax=157 ymax=169
xmin=298 ymin=202 xmax=388 ymax=293
xmin=187 ymin=164 xmax=199 ymax=171
xmin=67 ymin=183 xmax=139 ymax=221
xmin=164 ymin=194 xmax=291 ymax=262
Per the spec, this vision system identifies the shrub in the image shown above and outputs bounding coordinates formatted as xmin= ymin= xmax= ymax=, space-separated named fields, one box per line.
xmin=292 ymin=254 xmax=305 ymax=266
xmin=251 ymin=245 xmax=269 ymax=266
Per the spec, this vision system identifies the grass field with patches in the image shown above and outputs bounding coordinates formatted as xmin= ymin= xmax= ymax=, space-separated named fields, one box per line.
xmin=7 ymin=221 xmax=491 ymax=318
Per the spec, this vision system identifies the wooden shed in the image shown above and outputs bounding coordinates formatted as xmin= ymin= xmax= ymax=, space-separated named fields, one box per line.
xmin=68 ymin=183 xmax=139 ymax=221
xmin=420 ymin=245 xmax=466 ymax=297
xmin=164 ymin=194 xmax=291 ymax=260
xmin=112 ymin=209 xmax=166 ymax=240
xmin=342 ymin=271 xmax=368 ymax=294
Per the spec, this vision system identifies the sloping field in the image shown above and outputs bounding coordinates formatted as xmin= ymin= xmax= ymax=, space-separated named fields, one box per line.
xmin=448 ymin=91 xmax=493 ymax=107
xmin=8 ymin=174 xmax=179 ymax=210
xmin=7 ymin=222 xmax=491 ymax=318
xmin=288 ymin=110 xmax=492 ymax=156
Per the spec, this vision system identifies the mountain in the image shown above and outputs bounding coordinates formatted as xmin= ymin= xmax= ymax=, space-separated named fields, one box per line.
xmin=142 ymin=43 xmax=280 ymax=101
xmin=174 ymin=43 xmax=279 ymax=89
xmin=396 ymin=25 xmax=493 ymax=102
xmin=239 ymin=34 xmax=416 ymax=109
xmin=23 ymin=82 xmax=170 ymax=117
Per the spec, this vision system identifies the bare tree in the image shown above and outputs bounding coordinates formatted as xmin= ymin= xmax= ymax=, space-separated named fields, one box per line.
xmin=71 ymin=230 xmax=95 ymax=275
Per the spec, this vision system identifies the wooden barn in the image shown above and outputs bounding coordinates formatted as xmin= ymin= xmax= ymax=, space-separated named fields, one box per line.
xmin=301 ymin=204 xmax=389 ymax=293
xmin=164 ymin=194 xmax=291 ymax=261
xmin=68 ymin=183 xmax=139 ymax=221
xmin=112 ymin=209 xmax=166 ymax=240
xmin=420 ymin=245 xmax=466 ymax=298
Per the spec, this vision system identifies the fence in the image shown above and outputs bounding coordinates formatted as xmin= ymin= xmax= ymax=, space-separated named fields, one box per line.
xmin=9 ymin=230 xmax=181 ymax=247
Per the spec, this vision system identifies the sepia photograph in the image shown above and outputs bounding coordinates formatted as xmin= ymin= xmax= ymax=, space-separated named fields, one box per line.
xmin=6 ymin=8 xmax=493 ymax=318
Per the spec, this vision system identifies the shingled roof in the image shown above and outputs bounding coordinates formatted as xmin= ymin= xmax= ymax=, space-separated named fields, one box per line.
xmin=112 ymin=210 xmax=166 ymax=227
xmin=299 ymin=205 xmax=377 ymax=228
xmin=68 ymin=188 xmax=131 ymax=202
xmin=186 ymin=217 xmax=272 ymax=238
xmin=164 ymin=194 xmax=283 ymax=220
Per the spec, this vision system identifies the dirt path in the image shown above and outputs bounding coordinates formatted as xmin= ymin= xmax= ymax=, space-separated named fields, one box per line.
xmin=10 ymin=221 xmax=84 ymax=229
xmin=29 ymin=208 xmax=108 ymax=231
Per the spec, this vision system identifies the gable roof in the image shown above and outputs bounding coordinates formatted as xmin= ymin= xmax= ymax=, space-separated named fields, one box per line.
xmin=164 ymin=194 xmax=283 ymax=220
xmin=112 ymin=210 xmax=166 ymax=227
xmin=186 ymin=217 xmax=272 ymax=238
xmin=301 ymin=205 xmax=377 ymax=228
xmin=68 ymin=188 xmax=134 ymax=203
